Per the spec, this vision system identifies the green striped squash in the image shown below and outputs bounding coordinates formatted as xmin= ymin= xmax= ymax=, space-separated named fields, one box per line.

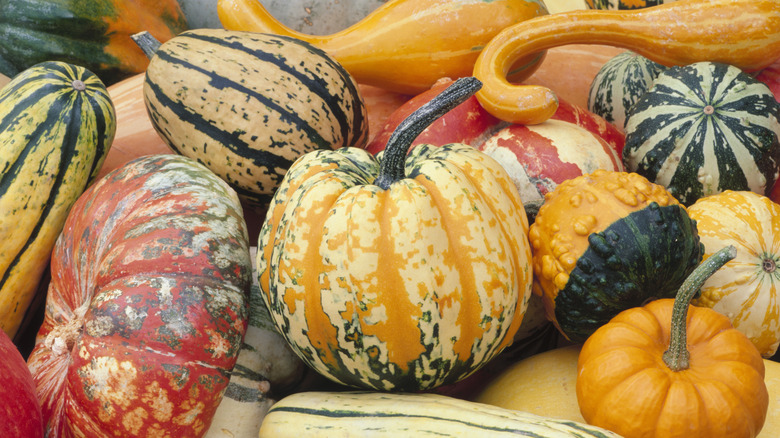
xmin=143 ymin=29 xmax=368 ymax=207
xmin=587 ymin=50 xmax=666 ymax=131
xmin=258 ymin=391 xmax=623 ymax=438
xmin=623 ymin=61 xmax=780 ymax=206
xmin=0 ymin=61 xmax=115 ymax=338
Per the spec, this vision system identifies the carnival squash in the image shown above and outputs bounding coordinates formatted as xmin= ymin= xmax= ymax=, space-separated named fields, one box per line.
xmin=686 ymin=191 xmax=780 ymax=357
xmin=622 ymin=62 xmax=780 ymax=206
xmin=257 ymin=78 xmax=533 ymax=391
xmin=528 ymin=169 xmax=703 ymax=342
xmin=0 ymin=0 xmax=188 ymax=85
xmin=577 ymin=246 xmax=769 ymax=438
xmin=218 ymin=0 xmax=548 ymax=95
xmin=473 ymin=0 xmax=780 ymax=124
xmin=26 ymin=155 xmax=252 ymax=437
xmin=0 ymin=61 xmax=115 ymax=339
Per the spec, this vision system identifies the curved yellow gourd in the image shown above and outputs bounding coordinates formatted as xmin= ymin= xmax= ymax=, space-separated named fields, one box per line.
xmin=218 ymin=0 xmax=548 ymax=95
xmin=474 ymin=0 xmax=780 ymax=124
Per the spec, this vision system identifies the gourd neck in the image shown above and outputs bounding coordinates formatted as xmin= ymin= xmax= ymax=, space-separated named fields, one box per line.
xmin=663 ymin=245 xmax=736 ymax=371
xmin=132 ymin=31 xmax=162 ymax=59
xmin=373 ymin=77 xmax=482 ymax=190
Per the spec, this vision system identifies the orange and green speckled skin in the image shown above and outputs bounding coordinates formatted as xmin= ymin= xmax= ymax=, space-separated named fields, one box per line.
xmin=27 ymin=155 xmax=252 ymax=437
xmin=257 ymin=143 xmax=533 ymax=391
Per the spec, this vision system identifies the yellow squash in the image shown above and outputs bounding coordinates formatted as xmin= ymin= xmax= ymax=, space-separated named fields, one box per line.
xmin=218 ymin=0 xmax=548 ymax=95
xmin=474 ymin=0 xmax=780 ymax=124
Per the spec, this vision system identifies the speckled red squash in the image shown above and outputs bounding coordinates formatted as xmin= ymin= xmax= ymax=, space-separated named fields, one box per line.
xmin=27 ymin=155 xmax=252 ymax=438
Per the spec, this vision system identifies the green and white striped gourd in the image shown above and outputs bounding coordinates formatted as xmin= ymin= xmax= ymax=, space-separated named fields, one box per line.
xmin=0 ymin=61 xmax=115 ymax=338
xmin=141 ymin=29 xmax=368 ymax=207
xmin=622 ymin=61 xmax=780 ymax=206
xmin=588 ymin=50 xmax=666 ymax=131
xmin=258 ymin=391 xmax=623 ymax=438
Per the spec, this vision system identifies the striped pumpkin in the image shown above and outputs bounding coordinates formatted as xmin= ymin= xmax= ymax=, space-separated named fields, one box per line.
xmin=257 ymin=78 xmax=533 ymax=391
xmin=587 ymin=50 xmax=666 ymax=131
xmin=27 ymin=154 xmax=251 ymax=437
xmin=0 ymin=61 xmax=115 ymax=339
xmin=623 ymin=61 xmax=780 ymax=206
xmin=143 ymin=29 xmax=368 ymax=207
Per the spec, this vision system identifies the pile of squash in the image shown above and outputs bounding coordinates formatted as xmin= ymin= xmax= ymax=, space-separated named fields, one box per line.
xmin=1 ymin=0 xmax=779 ymax=437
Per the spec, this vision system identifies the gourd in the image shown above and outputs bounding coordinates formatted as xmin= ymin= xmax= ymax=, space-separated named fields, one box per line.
xmin=217 ymin=0 xmax=549 ymax=95
xmin=0 ymin=61 xmax=115 ymax=339
xmin=622 ymin=62 xmax=780 ymax=206
xmin=687 ymin=191 xmax=780 ymax=357
xmin=528 ymin=169 xmax=704 ymax=342
xmin=472 ymin=0 xmax=780 ymax=124
xmin=576 ymin=246 xmax=769 ymax=438
xmin=0 ymin=328 xmax=43 ymax=437
xmin=758 ymin=57 xmax=780 ymax=102
xmin=137 ymin=29 xmax=368 ymax=208
xmin=586 ymin=0 xmax=675 ymax=9
xmin=257 ymin=391 xmax=623 ymax=438
xmin=587 ymin=51 xmax=666 ymax=131
xmin=257 ymin=78 xmax=533 ymax=391
xmin=0 ymin=0 xmax=188 ymax=85
xmin=26 ymin=155 xmax=252 ymax=437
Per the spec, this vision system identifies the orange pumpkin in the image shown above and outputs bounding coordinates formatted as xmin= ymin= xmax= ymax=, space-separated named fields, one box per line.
xmin=577 ymin=246 xmax=769 ymax=438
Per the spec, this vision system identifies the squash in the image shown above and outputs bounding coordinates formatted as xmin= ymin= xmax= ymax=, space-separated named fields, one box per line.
xmin=138 ymin=28 xmax=368 ymax=208
xmin=0 ymin=61 xmax=115 ymax=339
xmin=257 ymin=77 xmax=533 ymax=391
xmin=622 ymin=62 xmax=780 ymax=206
xmin=576 ymin=246 xmax=769 ymax=438
xmin=686 ymin=191 xmax=780 ymax=357
xmin=587 ymin=51 xmax=666 ymax=131
xmin=528 ymin=169 xmax=704 ymax=342
xmin=0 ymin=328 xmax=43 ymax=437
xmin=257 ymin=391 xmax=622 ymax=438
xmin=26 ymin=155 xmax=252 ymax=437
xmin=586 ymin=0 xmax=676 ymax=9
xmin=472 ymin=0 xmax=780 ymax=124
xmin=757 ymin=57 xmax=780 ymax=103
xmin=217 ymin=0 xmax=549 ymax=95
xmin=0 ymin=0 xmax=188 ymax=85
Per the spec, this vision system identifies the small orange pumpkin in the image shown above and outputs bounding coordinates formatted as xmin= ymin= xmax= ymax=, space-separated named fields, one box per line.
xmin=576 ymin=245 xmax=769 ymax=438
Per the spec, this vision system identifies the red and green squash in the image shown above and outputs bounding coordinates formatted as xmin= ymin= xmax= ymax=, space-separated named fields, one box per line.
xmin=27 ymin=155 xmax=252 ymax=437
xmin=623 ymin=62 xmax=780 ymax=206
xmin=257 ymin=78 xmax=533 ymax=391
xmin=0 ymin=61 xmax=115 ymax=339
xmin=0 ymin=0 xmax=188 ymax=85
xmin=528 ymin=169 xmax=704 ymax=342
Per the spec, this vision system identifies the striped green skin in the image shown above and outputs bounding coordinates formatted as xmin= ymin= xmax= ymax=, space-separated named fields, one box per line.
xmin=623 ymin=61 xmax=780 ymax=206
xmin=0 ymin=61 xmax=115 ymax=338
xmin=143 ymin=29 xmax=368 ymax=208
xmin=258 ymin=391 xmax=623 ymax=438
xmin=588 ymin=51 xmax=666 ymax=131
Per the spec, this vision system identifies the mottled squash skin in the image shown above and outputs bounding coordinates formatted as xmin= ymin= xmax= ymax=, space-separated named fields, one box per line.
xmin=27 ymin=155 xmax=252 ymax=438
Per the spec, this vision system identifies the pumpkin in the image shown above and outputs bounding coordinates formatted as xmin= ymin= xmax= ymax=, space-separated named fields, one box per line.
xmin=0 ymin=328 xmax=43 ymax=437
xmin=686 ymin=191 xmax=780 ymax=357
xmin=576 ymin=245 xmax=769 ymax=438
xmin=588 ymin=50 xmax=666 ymax=131
xmin=26 ymin=155 xmax=252 ymax=437
xmin=257 ymin=77 xmax=533 ymax=391
xmin=528 ymin=169 xmax=704 ymax=342
xmin=218 ymin=0 xmax=549 ymax=95
xmin=586 ymin=0 xmax=676 ymax=9
xmin=622 ymin=62 xmax=780 ymax=206
xmin=472 ymin=0 xmax=780 ymax=124
xmin=0 ymin=0 xmax=188 ymax=85
xmin=0 ymin=61 xmax=115 ymax=339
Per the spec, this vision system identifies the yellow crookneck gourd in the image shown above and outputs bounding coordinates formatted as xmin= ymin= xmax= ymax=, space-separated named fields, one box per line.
xmin=217 ymin=0 xmax=549 ymax=95
xmin=473 ymin=0 xmax=780 ymax=124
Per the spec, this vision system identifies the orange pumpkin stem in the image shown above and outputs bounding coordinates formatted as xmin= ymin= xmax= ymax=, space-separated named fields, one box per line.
xmin=374 ymin=77 xmax=482 ymax=189
xmin=663 ymin=245 xmax=736 ymax=371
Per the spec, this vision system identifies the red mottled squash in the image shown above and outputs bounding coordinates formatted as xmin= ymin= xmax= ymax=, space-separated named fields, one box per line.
xmin=27 ymin=155 xmax=252 ymax=437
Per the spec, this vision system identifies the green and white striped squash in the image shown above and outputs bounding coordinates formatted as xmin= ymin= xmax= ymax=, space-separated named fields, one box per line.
xmin=622 ymin=61 xmax=780 ymax=206
xmin=143 ymin=29 xmax=368 ymax=207
xmin=258 ymin=391 xmax=623 ymax=438
xmin=0 ymin=61 xmax=115 ymax=339
xmin=588 ymin=50 xmax=666 ymax=131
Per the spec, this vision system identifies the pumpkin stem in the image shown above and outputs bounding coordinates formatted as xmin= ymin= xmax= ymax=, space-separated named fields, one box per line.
xmin=663 ymin=245 xmax=736 ymax=371
xmin=131 ymin=31 xmax=162 ymax=59
xmin=373 ymin=77 xmax=482 ymax=190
